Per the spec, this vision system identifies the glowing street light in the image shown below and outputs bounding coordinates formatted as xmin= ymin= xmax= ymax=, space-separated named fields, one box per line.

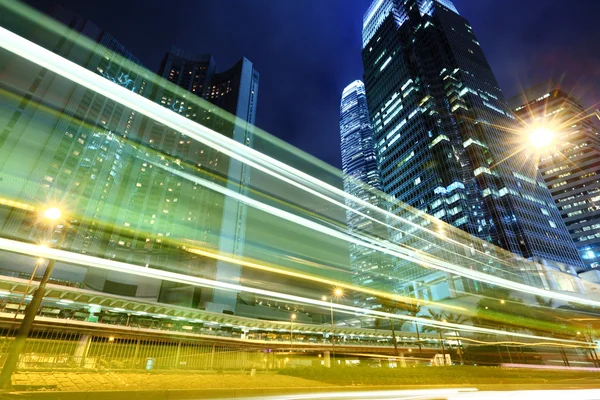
xmin=42 ymin=207 xmax=62 ymax=221
xmin=290 ymin=313 xmax=297 ymax=351
xmin=528 ymin=126 xmax=555 ymax=149
xmin=0 ymin=206 xmax=69 ymax=389
xmin=324 ymin=288 xmax=344 ymax=367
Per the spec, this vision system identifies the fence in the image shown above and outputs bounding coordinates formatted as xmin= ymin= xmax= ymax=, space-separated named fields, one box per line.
xmin=0 ymin=325 xmax=268 ymax=371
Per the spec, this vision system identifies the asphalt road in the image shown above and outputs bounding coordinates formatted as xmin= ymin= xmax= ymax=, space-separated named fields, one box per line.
xmin=229 ymin=388 xmax=600 ymax=400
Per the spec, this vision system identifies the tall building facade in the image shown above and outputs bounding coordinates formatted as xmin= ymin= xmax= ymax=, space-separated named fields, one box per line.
xmin=511 ymin=81 xmax=600 ymax=271
xmin=340 ymin=80 xmax=392 ymax=308
xmin=141 ymin=47 xmax=259 ymax=312
xmin=0 ymin=4 xmax=260 ymax=312
xmin=360 ymin=0 xmax=584 ymax=294
xmin=0 ymin=4 xmax=162 ymax=297
xmin=340 ymin=81 xmax=381 ymax=193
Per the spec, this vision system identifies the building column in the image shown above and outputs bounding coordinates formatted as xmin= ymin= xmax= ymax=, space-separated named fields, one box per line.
xmin=412 ymin=282 xmax=421 ymax=299
xmin=543 ymin=267 xmax=559 ymax=291
xmin=73 ymin=335 xmax=91 ymax=368
xmin=209 ymin=344 xmax=216 ymax=370
xmin=573 ymin=277 xmax=587 ymax=295
xmin=446 ymin=273 xmax=456 ymax=298
xmin=398 ymin=353 xmax=406 ymax=368
xmin=323 ymin=351 xmax=331 ymax=368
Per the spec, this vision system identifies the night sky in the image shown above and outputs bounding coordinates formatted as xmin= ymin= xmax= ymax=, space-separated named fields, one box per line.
xmin=25 ymin=0 xmax=600 ymax=168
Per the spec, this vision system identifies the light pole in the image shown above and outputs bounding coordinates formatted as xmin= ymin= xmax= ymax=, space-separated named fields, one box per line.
xmin=0 ymin=206 xmax=68 ymax=389
xmin=12 ymin=258 xmax=45 ymax=321
xmin=323 ymin=288 xmax=343 ymax=367
xmin=290 ymin=313 xmax=296 ymax=352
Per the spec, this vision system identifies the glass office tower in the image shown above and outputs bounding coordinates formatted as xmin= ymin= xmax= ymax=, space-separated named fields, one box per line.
xmin=0 ymin=5 xmax=162 ymax=297
xmin=340 ymin=80 xmax=393 ymax=308
xmin=0 ymin=5 xmax=260 ymax=312
xmin=150 ymin=48 xmax=259 ymax=312
xmin=340 ymin=81 xmax=381 ymax=193
xmin=360 ymin=0 xmax=584 ymax=293
xmin=511 ymin=81 xmax=600 ymax=271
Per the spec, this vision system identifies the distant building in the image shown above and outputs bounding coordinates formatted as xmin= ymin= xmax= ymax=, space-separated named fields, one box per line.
xmin=339 ymin=80 xmax=393 ymax=309
xmin=360 ymin=0 xmax=584 ymax=297
xmin=510 ymin=80 xmax=600 ymax=271
xmin=0 ymin=4 xmax=161 ymax=296
xmin=150 ymin=47 xmax=260 ymax=312
xmin=0 ymin=5 xmax=260 ymax=312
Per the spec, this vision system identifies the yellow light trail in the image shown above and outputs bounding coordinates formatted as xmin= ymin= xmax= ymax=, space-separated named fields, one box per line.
xmin=455 ymin=336 xmax=595 ymax=350
xmin=0 ymin=22 xmax=540 ymax=290
xmin=0 ymin=236 xmax=592 ymax=347
xmin=155 ymin=160 xmax=600 ymax=310
xmin=1 ymin=26 xmax=599 ymax=312
xmin=0 ymin=2 xmax=582 ymax=284
xmin=186 ymin=247 xmax=465 ymax=312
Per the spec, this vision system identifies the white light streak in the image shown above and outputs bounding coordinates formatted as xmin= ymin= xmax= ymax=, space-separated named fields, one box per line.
xmin=0 ymin=237 xmax=590 ymax=346
xmin=0 ymin=28 xmax=598 ymax=339
xmin=0 ymin=26 xmax=523 ymax=293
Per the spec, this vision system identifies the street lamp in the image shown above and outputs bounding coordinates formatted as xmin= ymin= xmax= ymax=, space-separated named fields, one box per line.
xmin=42 ymin=207 xmax=62 ymax=222
xmin=0 ymin=206 xmax=68 ymax=389
xmin=324 ymin=288 xmax=343 ymax=367
xmin=12 ymin=258 xmax=45 ymax=321
xmin=290 ymin=313 xmax=296 ymax=352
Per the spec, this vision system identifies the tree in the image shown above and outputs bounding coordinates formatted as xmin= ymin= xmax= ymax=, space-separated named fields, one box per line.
xmin=420 ymin=309 xmax=449 ymax=365
xmin=405 ymin=301 xmax=423 ymax=355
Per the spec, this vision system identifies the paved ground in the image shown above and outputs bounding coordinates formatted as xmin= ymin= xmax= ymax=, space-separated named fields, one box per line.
xmin=11 ymin=371 xmax=330 ymax=392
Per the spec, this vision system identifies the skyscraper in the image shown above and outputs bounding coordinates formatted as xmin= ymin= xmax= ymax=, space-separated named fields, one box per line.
xmin=340 ymin=81 xmax=381 ymax=193
xmin=510 ymin=81 xmax=600 ymax=271
xmin=340 ymin=80 xmax=392 ymax=308
xmin=360 ymin=0 xmax=584 ymax=293
xmin=145 ymin=48 xmax=259 ymax=312
xmin=0 ymin=4 xmax=260 ymax=312
xmin=0 ymin=4 xmax=161 ymax=297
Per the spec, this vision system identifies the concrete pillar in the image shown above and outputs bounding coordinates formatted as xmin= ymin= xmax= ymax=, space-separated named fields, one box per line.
xmin=323 ymin=351 xmax=331 ymax=368
xmin=542 ymin=266 xmax=559 ymax=291
xmin=209 ymin=344 xmax=216 ymax=370
xmin=73 ymin=335 xmax=91 ymax=368
xmin=175 ymin=341 xmax=181 ymax=369
xmin=398 ymin=353 xmax=406 ymax=368
xmin=412 ymin=282 xmax=420 ymax=299
xmin=446 ymin=273 xmax=456 ymax=298
xmin=131 ymin=339 xmax=140 ymax=369
xmin=573 ymin=276 xmax=587 ymax=295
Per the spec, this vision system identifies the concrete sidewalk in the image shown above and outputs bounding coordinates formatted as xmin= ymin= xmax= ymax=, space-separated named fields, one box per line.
xmin=7 ymin=371 xmax=324 ymax=392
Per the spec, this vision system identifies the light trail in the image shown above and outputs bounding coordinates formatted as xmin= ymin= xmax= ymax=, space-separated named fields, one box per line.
xmin=153 ymin=160 xmax=600 ymax=310
xmin=501 ymin=363 xmax=600 ymax=372
xmin=1 ymin=0 xmax=577 ymax=282
xmin=456 ymin=337 xmax=594 ymax=349
xmin=0 ymin=25 xmax=540 ymax=292
xmin=1 ymin=26 xmax=599 ymax=316
xmin=0 ymin=236 xmax=592 ymax=346
xmin=226 ymin=389 xmax=600 ymax=400
xmin=228 ymin=388 xmax=478 ymax=400
xmin=186 ymin=247 xmax=465 ymax=312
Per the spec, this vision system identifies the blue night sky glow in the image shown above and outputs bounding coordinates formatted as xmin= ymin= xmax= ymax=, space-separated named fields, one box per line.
xmin=25 ymin=0 xmax=600 ymax=168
